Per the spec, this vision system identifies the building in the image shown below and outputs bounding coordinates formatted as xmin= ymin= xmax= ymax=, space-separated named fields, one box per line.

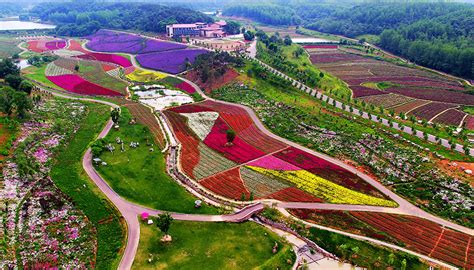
xmin=166 ymin=21 xmax=227 ymax=38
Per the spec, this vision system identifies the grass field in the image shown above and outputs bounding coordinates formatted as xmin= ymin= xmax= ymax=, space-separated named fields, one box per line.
xmin=78 ymin=61 xmax=129 ymax=94
xmin=258 ymin=42 xmax=352 ymax=99
xmin=0 ymin=35 xmax=20 ymax=58
xmin=22 ymin=64 xmax=59 ymax=89
xmin=95 ymin=108 xmax=217 ymax=214
xmin=133 ymin=220 xmax=295 ymax=270
xmin=50 ymin=101 xmax=125 ymax=269
xmin=0 ymin=117 xmax=18 ymax=159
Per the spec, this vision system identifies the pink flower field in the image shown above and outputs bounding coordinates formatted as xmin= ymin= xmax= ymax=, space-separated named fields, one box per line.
xmin=47 ymin=74 xmax=122 ymax=96
xmin=247 ymin=155 xmax=300 ymax=171
xmin=75 ymin=52 xmax=133 ymax=68
xmin=203 ymin=117 xmax=265 ymax=163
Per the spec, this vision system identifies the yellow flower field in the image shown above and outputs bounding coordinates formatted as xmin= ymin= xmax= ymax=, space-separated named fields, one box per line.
xmin=126 ymin=68 xmax=167 ymax=82
xmin=247 ymin=166 xmax=397 ymax=207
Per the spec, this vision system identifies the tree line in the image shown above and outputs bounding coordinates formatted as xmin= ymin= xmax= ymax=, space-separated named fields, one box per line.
xmin=30 ymin=2 xmax=213 ymax=36
xmin=0 ymin=58 xmax=33 ymax=119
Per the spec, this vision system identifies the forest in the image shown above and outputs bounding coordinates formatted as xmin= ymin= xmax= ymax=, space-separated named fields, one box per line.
xmin=223 ymin=1 xmax=474 ymax=79
xmin=30 ymin=2 xmax=213 ymax=36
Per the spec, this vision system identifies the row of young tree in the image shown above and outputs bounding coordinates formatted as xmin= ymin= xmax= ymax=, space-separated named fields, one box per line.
xmin=30 ymin=2 xmax=213 ymax=36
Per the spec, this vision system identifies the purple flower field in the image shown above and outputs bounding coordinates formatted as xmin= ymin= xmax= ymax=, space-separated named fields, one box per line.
xmin=86 ymin=29 xmax=186 ymax=54
xmin=136 ymin=49 xmax=208 ymax=74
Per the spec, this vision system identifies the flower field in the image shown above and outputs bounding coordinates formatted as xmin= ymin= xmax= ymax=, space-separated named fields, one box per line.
xmin=308 ymin=47 xmax=472 ymax=123
xmin=176 ymin=81 xmax=196 ymax=94
xmin=86 ymin=29 xmax=186 ymax=54
xmin=203 ymin=117 xmax=266 ymax=163
xmin=124 ymin=103 xmax=166 ymax=148
xmin=166 ymin=101 xmax=395 ymax=205
xmin=274 ymin=147 xmax=386 ymax=197
xmin=27 ymin=39 xmax=66 ymax=53
xmin=75 ymin=52 xmax=133 ymax=69
xmin=125 ymin=68 xmax=167 ymax=82
xmin=350 ymin=212 xmax=473 ymax=269
xmin=248 ymin=166 xmax=396 ymax=206
xmin=292 ymin=209 xmax=473 ymax=268
xmin=431 ymin=109 xmax=467 ymax=126
xmin=199 ymin=168 xmax=250 ymax=200
xmin=136 ymin=49 xmax=208 ymax=74
xmin=392 ymin=99 xmax=430 ymax=114
xmin=359 ymin=93 xmax=414 ymax=108
xmin=408 ymin=102 xmax=457 ymax=121
xmin=47 ymin=74 xmax=122 ymax=96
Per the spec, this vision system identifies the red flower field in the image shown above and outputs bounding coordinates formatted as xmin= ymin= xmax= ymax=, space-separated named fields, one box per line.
xmin=203 ymin=117 xmax=266 ymax=163
xmin=46 ymin=74 xmax=122 ymax=96
xmin=199 ymin=168 xmax=250 ymax=200
xmin=175 ymin=81 xmax=196 ymax=94
xmin=27 ymin=39 xmax=66 ymax=53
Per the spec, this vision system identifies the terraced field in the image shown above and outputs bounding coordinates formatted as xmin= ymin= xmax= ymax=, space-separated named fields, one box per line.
xmin=307 ymin=46 xmax=473 ymax=127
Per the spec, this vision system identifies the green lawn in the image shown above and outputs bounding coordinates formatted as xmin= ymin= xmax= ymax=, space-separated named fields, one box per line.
xmin=95 ymin=108 xmax=217 ymax=214
xmin=50 ymin=102 xmax=125 ymax=269
xmin=462 ymin=106 xmax=474 ymax=115
xmin=22 ymin=64 xmax=58 ymax=89
xmin=134 ymin=220 xmax=295 ymax=270
xmin=257 ymin=42 xmax=352 ymax=99
xmin=0 ymin=35 xmax=20 ymax=58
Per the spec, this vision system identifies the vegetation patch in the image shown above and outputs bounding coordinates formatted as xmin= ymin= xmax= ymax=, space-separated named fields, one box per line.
xmin=133 ymin=220 xmax=295 ymax=269
xmin=94 ymin=107 xmax=217 ymax=214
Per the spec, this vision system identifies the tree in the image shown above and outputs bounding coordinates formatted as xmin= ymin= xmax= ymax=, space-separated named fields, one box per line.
xmin=74 ymin=64 xmax=80 ymax=72
xmin=243 ymin=30 xmax=255 ymax=41
xmin=5 ymin=74 xmax=23 ymax=90
xmin=19 ymin=80 xmax=33 ymax=94
xmin=401 ymin=259 xmax=407 ymax=270
xmin=0 ymin=58 xmax=19 ymax=78
xmin=226 ymin=129 xmax=236 ymax=144
xmin=111 ymin=108 xmax=120 ymax=124
xmin=224 ymin=21 xmax=241 ymax=35
xmin=283 ymin=35 xmax=292 ymax=46
xmin=13 ymin=91 xmax=32 ymax=118
xmin=156 ymin=212 xmax=173 ymax=237
xmin=0 ymin=87 xmax=15 ymax=116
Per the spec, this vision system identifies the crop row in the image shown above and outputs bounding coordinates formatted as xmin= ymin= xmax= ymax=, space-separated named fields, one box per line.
xmin=349 ymin=85 xmax=384 ymax=98
xmin=351 ymin=212 xmax=471 ymax=268
xmin=199 ymin=100 xmax=287 ymax=153
xmin=431 ymin=109 xmax=466 ymax=126
xmin=358 ymin=93 xmax=414 ymax=108
xmin=408 ymin=102 xmax=456 ymax=121
xmin=75 ymin=52 xmax=133 ymax=68
xmin=386 ymin=87 xmax=474 ymax=106
xmin=193 ymin=142 xmax=237 ymax=180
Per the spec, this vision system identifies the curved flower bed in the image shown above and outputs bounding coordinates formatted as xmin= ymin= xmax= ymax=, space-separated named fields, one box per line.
xmin=199 ymin=168 xmax=250 ymax=200
xmin=136 ymin=49 xmax=208 ymax=74
xmin=203 ymin=117 xmax=265 ymax=163
xmin=86 ymin=29 xmax=186 ymax=54
xmin=266 ymin=187 xmax=323 ymax=202
xmin=247 ymin=166 xmax=397 ymax=207
xmin=126 ymin=69 xmax=167 ymax=82
xmin=75 ymin=52 xmax=133 ymax=68
xmin=275 ymin=147 xmax=385 ymax=197
xmin=28 ymin=39 xmax=66 ymax=53
xmin=176 ymin=81 xmax=196 ymax=94
xmin=47 ymin=74 xmax=122 ymax=96
xmin=247 ymin=155 xmax=300 ymax=171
